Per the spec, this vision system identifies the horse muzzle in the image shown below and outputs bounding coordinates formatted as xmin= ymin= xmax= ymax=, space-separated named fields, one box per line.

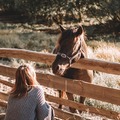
xmin=52 ymin=62 xmax=67 ymax=76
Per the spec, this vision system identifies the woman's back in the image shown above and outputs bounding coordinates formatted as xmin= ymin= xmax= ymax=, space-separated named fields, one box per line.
xmin=4 ymin=86 xmax=50 ymax=120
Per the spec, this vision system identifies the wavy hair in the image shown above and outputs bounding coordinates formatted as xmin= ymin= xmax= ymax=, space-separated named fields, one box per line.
xmin=10 ymin=64 xmax=39 ymax=98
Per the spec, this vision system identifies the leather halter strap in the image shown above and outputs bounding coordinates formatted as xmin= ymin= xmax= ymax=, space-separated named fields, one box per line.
xmin=57 ymin=40 xmax=82 ymax=66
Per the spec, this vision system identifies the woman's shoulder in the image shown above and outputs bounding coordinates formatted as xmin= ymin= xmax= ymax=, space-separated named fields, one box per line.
xmin=32 ymin=85 xmax=44 ymax=94
xmin=32 ymin=85 xmax=45 ymax=104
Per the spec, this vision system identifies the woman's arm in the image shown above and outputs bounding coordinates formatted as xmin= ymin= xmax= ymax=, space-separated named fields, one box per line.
xmin=36 ymin=86 xmax=54 ymax=120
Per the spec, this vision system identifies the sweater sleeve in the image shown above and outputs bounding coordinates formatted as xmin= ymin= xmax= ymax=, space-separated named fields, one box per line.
xmin=36 ymin=86 xmax=46 ymax=106
xmin=36 ymin=86 xmax=52 ymax=120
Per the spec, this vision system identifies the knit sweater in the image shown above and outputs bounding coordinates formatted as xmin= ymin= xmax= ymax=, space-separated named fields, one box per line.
xmin=4 ymin=86 xmax=52 ymax=120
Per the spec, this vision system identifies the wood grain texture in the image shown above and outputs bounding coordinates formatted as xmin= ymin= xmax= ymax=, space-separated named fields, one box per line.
xmin=0 ymin=48 xmax=120 ymax=75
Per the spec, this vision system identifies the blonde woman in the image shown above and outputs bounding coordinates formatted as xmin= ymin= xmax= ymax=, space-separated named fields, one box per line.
xmin=4 ymin=64 xmax=54 ymax=120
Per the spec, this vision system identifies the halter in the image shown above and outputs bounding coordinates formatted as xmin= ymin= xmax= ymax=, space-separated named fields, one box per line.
xmin=57 ymin=41 xmax=82 ymax=67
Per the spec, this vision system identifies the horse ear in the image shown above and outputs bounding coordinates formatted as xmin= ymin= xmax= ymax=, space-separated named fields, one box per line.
xmin=52 ymin=45 xmax=60 ymax=54
xmin=53 ymin=48 xmax=57 ymax=54
xmin=75 ymin=26 xmax=83 ymax=36
xmin=59 ymin=25 xmax=65 ymax=32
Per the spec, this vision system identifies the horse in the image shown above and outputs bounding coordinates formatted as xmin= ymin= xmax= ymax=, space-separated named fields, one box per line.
xmin=52 ymin=24 xmax=93 ymax=113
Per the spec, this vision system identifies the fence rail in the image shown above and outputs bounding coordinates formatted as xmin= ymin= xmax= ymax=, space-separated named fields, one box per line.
xmin=0 ymin=48 xmax=120 ymax=120
xmin=0 ymin=48 xmax=120 ymax=75
xmin=0 ymin=64 xmax=120 ymax=105
xmin=0 ymin=88 xmax=119 ymax=120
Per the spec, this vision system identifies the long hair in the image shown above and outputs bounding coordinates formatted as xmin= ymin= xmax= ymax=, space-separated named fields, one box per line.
xmin=10 ymin=64 xmax=39 ymax=98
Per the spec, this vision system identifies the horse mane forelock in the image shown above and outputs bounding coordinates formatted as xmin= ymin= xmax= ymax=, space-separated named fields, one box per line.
xmin=54 ymin=27 xmax=87 ymax=53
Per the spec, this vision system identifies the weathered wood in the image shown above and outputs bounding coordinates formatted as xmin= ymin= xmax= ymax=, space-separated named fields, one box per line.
xmin=73 ymin=58 xmax=120 ymax=75
xmin=0 ymin=100 xmax=7 ymax=108
xmin=0 ymin=101 xmax=83 ymax=120
xmin=0 ymin=91 xmax=119 ymax=120
xmin=0 ymin=48 xmax=120 ymax=75
xmin=0 ymin=92 xmax=8 ymax=101
xmin=0 ymin=48 xmax=54 ymax=65
xmin=45 ymin=94 xmax=119 ymax=120
xmin=0 ymin=48 xmax=120 ymax=119
xmin=0 ymin=79 xmax=13 ymax=87
xmin=53 ymin=107 xmax=83 ymax=120
xmin=0 ymin=64 xmax=16 ymax=78
xmin=40 ymin=74 xmax=120 ymax=106
xmin=0 ymin=65 xmax=120 ymax=106
xmin=0 ymin=96 xmax=83 ymax=120
xmin=0 ymin=95 xmax=83 ymax=120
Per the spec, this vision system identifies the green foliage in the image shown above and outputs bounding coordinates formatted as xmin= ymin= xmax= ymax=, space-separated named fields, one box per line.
xmin=85 ymin=0 xmax=120 ymax=22
xmin=0 ymin=0 xmax=14 ymax=10
xmin=0 ymin=0 xmax=119 ymax=27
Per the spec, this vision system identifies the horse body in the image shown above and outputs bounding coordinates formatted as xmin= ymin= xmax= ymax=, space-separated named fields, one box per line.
xmin=52 ymin=25 xmax=93 ymax=112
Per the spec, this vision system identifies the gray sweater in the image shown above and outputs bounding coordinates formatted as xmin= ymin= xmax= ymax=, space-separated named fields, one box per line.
xmin=4 ymin=86 xmax=52 ymax=120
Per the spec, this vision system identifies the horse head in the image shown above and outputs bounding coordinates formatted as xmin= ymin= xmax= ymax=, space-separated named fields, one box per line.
xmin=52 ymin=25 xmax=87 ymax=76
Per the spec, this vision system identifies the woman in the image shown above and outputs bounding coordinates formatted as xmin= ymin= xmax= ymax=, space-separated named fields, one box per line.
xmin=4 ymin=64 xmax=54 ymax=120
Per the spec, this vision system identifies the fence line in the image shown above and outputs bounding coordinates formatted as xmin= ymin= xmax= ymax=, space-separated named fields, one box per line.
xmin=0 ymin=89 xmax=118 ymax=120
xmin=0 ymin=99 xmax=83 ymax=120
xmin=0 ymin=92 xmax=83 ymax=120
xmin=0 ymin=64 xmax=120 ymax=106
xmin=0 ymin=48 xmax=120 ymax=75
xmin=0 ymin=48 xmax=120 ymax=120
xmin=0 ymin=67 xmax=120 ymax=120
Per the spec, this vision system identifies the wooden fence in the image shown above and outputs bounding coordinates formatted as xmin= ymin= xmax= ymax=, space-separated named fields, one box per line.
xmin=0 ymin=48 xmax=120 ymax=120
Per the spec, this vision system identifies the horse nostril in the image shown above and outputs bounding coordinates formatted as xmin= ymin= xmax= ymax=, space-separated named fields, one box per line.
xmin=56 ymin=65 xmax=59 ymax=71
xmin=54 ymin=65 xmax=61 ymax=73
xmin=58 ymin=65 xmax=62 ymax=71
xmin=52 ymin=63 xmax=59 ymax=74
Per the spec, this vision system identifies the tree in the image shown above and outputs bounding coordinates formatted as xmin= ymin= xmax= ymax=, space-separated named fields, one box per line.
xmin=0 ymin=0 xmax=119 ymax=30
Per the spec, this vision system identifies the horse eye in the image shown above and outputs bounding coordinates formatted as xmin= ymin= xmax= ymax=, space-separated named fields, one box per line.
xmin=61 ymin=53 xmax=67 ymax=58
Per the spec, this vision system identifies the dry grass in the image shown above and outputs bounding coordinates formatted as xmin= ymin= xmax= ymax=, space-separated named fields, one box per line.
xmin=95 ymin=45 xmax=120 ymax=62
xmin=87 ymin=40 xmax=120 ymax=62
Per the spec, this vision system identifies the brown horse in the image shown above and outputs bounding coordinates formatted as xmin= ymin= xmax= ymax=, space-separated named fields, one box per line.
xmin=52 ymin=25 xmax=93 ymax=113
